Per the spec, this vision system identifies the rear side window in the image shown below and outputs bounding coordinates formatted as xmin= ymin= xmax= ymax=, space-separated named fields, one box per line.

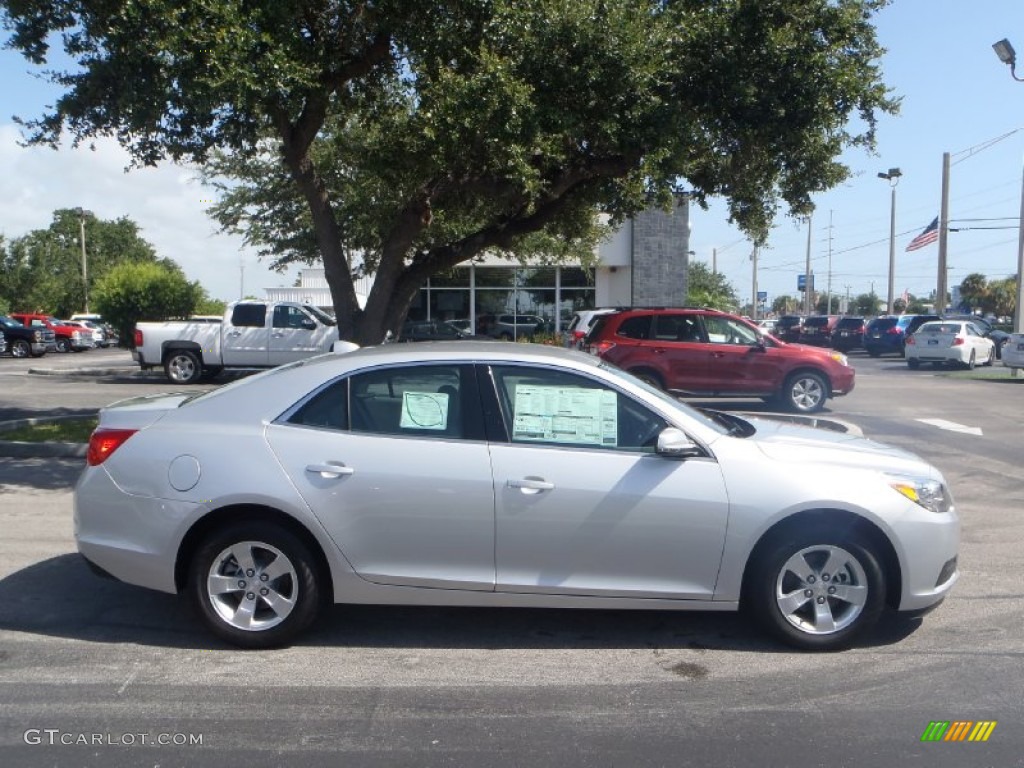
xmin=287 ymin=379 xmax=349 ymax=431
xmin=616 ymin=315 xmax=653 ymax=340
xmin=231 ymin=304 xmax=267 ymax=327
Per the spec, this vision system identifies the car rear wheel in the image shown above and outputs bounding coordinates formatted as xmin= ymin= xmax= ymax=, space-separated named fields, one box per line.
xmin=984 ymin=347 xmax=995 ymax=367
xmin=55 ymin=337 xmax=70 ymax=353
xmin=747 ymin=528 xmax=885 ymax=651
xmin=630 ymin=369 xmax=664 ymax=391
xmin=164 ymin=350 xmax=203 ymax=384
xmin=965 ymin=351 xmax=976 ymax=370
xmin=188 ymin=522 xmax=322 ymax=648
xmin=907 ymin=358 xmax=920 ymax=370
xmin=781 ymin=371 xmax=828 ymax=414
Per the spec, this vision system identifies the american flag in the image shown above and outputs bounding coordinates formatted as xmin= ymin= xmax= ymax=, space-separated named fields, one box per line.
xmin=905 ymin=217 xmax=939 ymax=252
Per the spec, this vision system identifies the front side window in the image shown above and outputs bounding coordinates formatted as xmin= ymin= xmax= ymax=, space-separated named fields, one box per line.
xmin=702 ymin=316 xmax=760 ymax=346
xmin=273 ymin=305 xmax=312 ymax=329
xmin=350 ymin=365 xmax=476 ymax=439
xmin=490 ymin=365 xmax=667 ymax=452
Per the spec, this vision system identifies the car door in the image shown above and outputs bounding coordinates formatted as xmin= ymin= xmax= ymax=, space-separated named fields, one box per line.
xmin=269 ymin=305 xmax=321 ymax=364
xmin=222 ymin=303 xmax=270 ymax=366
xmin=265 ymin=363 xmax=496 ymax=590
xmin=647 ymin=313 xmax=711 ymax=392
xmin=699 ymin=315 xmax=781 ymax=394
xmin=486 ymin=364 xmax=730 ymax=599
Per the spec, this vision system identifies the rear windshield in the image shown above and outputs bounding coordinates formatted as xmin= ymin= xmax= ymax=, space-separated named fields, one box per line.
xmin=778 ymin=317 xmax=801 ymax=329
xmin=835 ymin=318 xmax=864 ymax=329
xmin=868 ymin=318 xmax=898 ymax=331
xmin=918 ymin=323 xmax=961 ymax=334
xmin=803 ymin=317 xmax=830 ymax=328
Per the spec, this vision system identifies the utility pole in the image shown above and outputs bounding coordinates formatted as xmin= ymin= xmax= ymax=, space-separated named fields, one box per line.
xmin=712 ymin=247 xmax=717 ymax=276
xmin=826 ymin=210 xmax=834 ymax=314
xmin=937 ymin=152 xmax=951 ymax=314
xmin=751 ymin=245 xmax=759 ymax=322
xmin=804 ymin=215 xmax=813 ymax=315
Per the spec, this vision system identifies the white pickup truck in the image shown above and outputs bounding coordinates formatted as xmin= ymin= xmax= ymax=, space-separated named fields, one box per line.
xmin=133 ymin=301 xmax=346 ymax=384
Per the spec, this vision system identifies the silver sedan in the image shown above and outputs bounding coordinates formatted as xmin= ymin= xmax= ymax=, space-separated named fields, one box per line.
xmin=74 ymin=342 xmax=959 ymax=651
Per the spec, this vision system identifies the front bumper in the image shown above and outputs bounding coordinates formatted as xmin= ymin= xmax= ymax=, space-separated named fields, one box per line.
xmin=890 ymin=503 xmax=960 ymax=612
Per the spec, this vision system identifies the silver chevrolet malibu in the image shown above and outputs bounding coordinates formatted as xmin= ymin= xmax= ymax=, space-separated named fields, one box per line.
xmin=74 ymin=342 xmax=959 ymax=650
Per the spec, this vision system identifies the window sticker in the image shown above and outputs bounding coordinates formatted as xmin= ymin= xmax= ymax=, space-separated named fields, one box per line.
xmin=512 ymin=385 xmax=617 ymax=446
xmin=400 ymin=391 xmax=449 ymax=430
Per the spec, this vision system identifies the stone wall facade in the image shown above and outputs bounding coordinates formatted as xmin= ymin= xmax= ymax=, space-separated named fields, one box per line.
xmin=629 ymin=202 xmax=690 ymax=307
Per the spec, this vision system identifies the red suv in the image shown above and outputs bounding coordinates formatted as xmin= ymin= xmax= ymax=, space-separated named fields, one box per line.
xmin=585 ymin=308 xmax=855 ymax=413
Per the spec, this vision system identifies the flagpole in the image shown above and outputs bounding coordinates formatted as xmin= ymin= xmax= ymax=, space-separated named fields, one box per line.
xmin=937 ymin=152 xmax=951 ymax=314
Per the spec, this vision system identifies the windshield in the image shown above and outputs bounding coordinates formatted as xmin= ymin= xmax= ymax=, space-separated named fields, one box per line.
xmin=0 ymin=316 xmax=26 ymax=328
xmin=598 ymin=361 xmax=736 ymax=437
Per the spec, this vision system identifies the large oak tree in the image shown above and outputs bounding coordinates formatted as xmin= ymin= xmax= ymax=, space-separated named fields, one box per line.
xmin=1 ymin=0 xmax=897 ymax=343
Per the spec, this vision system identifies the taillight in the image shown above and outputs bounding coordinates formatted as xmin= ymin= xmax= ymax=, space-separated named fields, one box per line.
xmin=952 ymin=337 xmax=964 ymax=346
xmin=133 ymin=328 xmax=143 ymax=347
xmin=572 ymin=330 xmax=585 ymax=341
xmin=906 ymin=336 xmax=915 ymax=345
xmin=593 ymin=340 xmax=616 ymax=355
xmin=886 ymin=327 xmax=902 ymax=335
xmin=87 ymin=428 xmax=138 ymax=466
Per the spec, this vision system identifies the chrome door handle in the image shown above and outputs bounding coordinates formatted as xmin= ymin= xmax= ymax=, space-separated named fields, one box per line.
xmin=305 ymin=462 xmax=355 ymax=479
xmin=508 ymin=478 xmax=555 ymax=492
xmin=227 ymin=330 xmax=242 ymax=337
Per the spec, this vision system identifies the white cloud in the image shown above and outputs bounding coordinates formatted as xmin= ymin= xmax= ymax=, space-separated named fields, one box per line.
xmin=0 ymin=124 xmax=299 ymax=302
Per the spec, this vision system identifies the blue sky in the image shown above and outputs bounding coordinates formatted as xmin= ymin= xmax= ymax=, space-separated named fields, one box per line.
xmin=1 ymin=1 xmax=1023 ymax=305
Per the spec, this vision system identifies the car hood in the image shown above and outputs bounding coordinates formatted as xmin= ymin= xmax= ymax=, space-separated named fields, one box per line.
xmin=744 ymin=416 xmax=934 ymax=476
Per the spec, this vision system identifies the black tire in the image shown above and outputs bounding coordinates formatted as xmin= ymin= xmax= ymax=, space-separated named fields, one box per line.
xmin=984 ymin=347 xmax=995 ymax=367
xmin=965 ymin=351 xmax=976 ymax=370
xmin=630 ymin=369 xmax=664 ymax=390
xmin=200 ymin=366 xmax=223 ymax=382
xmin=55 ymin=337 xmax=70 ymax=353
xmin=164 ymin=349 xmax=203 ymax=384
xmin=907 ymin=358 xmax=920 ymax=370
xmin=746 ymin=526 xmax=886 ymax=651
xmin=188 ymin=521 xmax=322 ymax=648
xmin=780 ymin=371 xmax=828 ymax=414
xmin=10 ymin=339 xmax=31 ymax=358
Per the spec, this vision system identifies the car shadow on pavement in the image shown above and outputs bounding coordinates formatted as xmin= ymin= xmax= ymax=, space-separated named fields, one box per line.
xmin=0 ymin=554 xmax=922 ymax=653
xmin=0 ymin=457 xmax=84 ymax=493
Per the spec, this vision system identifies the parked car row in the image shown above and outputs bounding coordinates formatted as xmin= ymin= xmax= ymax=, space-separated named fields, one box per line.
xmin=0 ymin=312 xmax=117 ymax=358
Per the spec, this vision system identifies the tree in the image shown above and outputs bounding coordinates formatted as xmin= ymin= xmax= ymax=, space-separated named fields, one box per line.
xmin=959 ymin=273 xmax=989 ymax=313
xmin=0 ymin=209 xmax=159 ymax=317
xmin=687 ymin=262 xmax=738 ymax=311
xmin=93 ymin=261 xmax=202 ymax=344
xmin=854 ymin=292 xmax=880 ymax=316
xmin=772 ymin=295 xmax=798 ymax=315
xmin=2 ymin=0 xmax=897 ymax=343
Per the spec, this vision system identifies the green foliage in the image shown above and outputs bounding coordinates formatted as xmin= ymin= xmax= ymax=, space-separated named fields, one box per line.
xmin=687 ymin=262 xmax=739 ymax=311
xmin=2 ymin=0 xmax=897 ymax=342
xmin=0 ymin=209 xmax=158 ymax=317
xmin=93 ymin=261 xmax=202 ymax=343
xmin=854 ymin=292 xmax=881 ymax=316
xmin=193 ymin=292 xmax=227 ymax=316
xmin=958 ymin=272 xmax=1017 ymax=318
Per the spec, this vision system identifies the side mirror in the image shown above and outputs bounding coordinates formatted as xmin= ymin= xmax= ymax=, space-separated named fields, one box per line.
xmin=655 ymin=428 xmax=703 ymax=458
xmin=301 ymin=319 xmax=317 ymax=331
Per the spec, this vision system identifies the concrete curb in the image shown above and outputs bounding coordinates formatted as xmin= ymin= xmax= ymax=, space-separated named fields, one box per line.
xmin=27 ymin=366 xmax=150 ymax=377
xmin=0 ymin=413 xmax=97 ymax=459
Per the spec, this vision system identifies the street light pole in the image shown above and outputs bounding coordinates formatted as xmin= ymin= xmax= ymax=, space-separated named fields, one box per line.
xmin=877 ymin=168 xmax=901 ymax=314
xmin=74 ymin=207 xmax=94 ymax=313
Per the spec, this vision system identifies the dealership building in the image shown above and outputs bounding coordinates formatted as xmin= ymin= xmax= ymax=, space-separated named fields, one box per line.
xmin=265 ymin=202 xmax=691 ymax=334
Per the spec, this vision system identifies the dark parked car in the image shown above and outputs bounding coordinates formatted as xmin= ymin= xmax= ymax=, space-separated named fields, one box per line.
xmin=863 ymin=314 xmax=940 ymax=357
xmin=799 ymin=315 xmax=839 ymax=346
xmin=400 ymin=320 xmax=485 ymax=342
xmin=0 ymin=315 xmax=53 ymax=357
xmin=831 ymin=317 xmax=867 ymax=352
xmin=775 ymin=315 xmax=804 ymax=343
xmin=584 ymin=307 xmax=855 ymax=413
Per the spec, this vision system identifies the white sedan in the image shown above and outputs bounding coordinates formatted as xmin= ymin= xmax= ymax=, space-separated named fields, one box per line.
xmin=1002 ymin=332 xmax=1024 ymax=370
xmin=905 ymin=321 xmax=995 ymax=370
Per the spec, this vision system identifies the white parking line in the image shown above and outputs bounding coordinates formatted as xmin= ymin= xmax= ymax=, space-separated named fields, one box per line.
xmin=916 ymin=418 xmax=983 ymax=436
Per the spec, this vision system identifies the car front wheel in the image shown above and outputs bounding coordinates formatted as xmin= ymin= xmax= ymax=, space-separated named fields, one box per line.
xmin=747 ymin=529 xmax=885 ymax=651
xmin=188 ymin=522 xmax=322 ymax=648
xmin=10 ymin=339 xmax=31 ymax=358
xmin=55 ymin=337 xmax=70 ymax=353
xmin=781 ymin=371 xmax=828 ymax=413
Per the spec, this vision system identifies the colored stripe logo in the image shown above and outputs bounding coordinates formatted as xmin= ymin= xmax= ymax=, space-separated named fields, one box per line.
xmin=921 ymin=721 xmax=997 ymax=742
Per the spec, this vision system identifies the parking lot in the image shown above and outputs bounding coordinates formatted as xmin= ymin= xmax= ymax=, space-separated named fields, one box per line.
xmin=1 ymin=348 xmax=1022 ymax=767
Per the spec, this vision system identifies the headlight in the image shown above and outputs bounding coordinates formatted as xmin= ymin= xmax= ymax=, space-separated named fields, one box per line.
xmin=829 ymin=351 xmax=848 ymax=366
xmin=33 ymin=330 xmax=42 ymax=341
xmin=888 ymin=475 xmax=953 ymax=514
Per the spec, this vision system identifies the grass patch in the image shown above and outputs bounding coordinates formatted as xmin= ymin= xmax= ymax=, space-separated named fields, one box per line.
xmin=0 ymin=418 xmax=98 ymax=443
